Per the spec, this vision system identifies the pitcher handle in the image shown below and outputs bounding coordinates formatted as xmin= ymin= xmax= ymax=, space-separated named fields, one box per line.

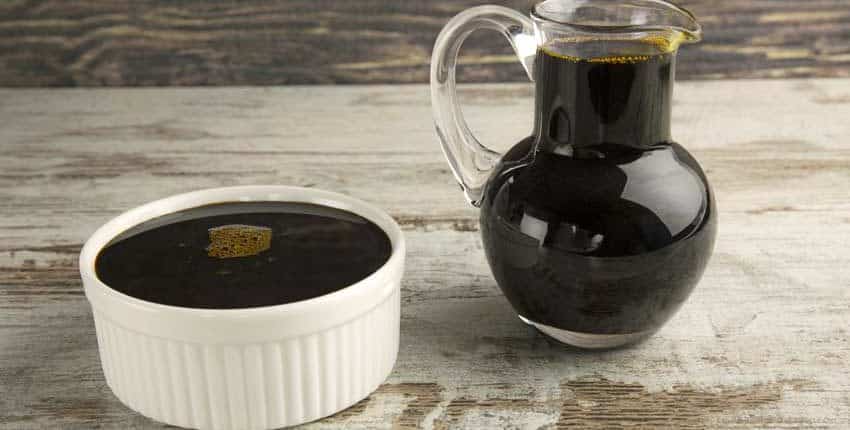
xmin=430 ymin=6 xmax=536 ymax=206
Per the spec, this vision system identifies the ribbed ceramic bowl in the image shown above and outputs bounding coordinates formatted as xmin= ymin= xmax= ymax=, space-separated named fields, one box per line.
xmin=79 ymin=186 xmax=405 ymax=430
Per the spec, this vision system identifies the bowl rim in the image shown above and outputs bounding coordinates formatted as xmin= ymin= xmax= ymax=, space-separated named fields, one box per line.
xmin=79 ymin=185 xmax=405 ymax=322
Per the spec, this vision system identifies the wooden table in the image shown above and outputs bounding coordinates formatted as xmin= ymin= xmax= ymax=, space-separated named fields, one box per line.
xmin=1 ymin=80 xmax=849 ymax=428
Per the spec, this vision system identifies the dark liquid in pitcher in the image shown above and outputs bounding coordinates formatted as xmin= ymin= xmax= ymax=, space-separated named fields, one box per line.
xmin=535 ymin=39 xmax=674 ymax=151
xmin=95 ymin=202 xmax=392 ymax=309
xmin=480 ymin=39 xmax=716 ymax=336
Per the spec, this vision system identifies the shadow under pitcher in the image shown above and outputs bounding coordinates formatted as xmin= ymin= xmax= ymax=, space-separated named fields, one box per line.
xmin=430 ymin=0 xmax=717 ymax=348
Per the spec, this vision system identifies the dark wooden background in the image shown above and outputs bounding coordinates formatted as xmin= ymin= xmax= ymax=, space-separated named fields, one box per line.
xmin=1 ymin=0 xmax=848 ymax=86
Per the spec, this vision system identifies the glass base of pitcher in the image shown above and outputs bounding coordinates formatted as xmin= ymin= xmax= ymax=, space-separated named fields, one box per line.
xmin=518 ymin=315 xmax=656 ymax=349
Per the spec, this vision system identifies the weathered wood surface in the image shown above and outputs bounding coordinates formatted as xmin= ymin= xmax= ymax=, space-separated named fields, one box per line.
xmin=1 ymin=0 xmax=850 ymax=86
xmin=1 ymin=79 xmax=850 ymax=428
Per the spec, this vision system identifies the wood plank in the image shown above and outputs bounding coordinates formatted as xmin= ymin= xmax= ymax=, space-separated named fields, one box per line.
xmin=1 ymin=0 xmax=850 ymax=86
xmin=1 ymin=80 xmax=850 ymax=428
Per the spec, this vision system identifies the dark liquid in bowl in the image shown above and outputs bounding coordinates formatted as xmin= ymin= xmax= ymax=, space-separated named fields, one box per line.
xmin=95 ymin=202 xmax=393 ymax=309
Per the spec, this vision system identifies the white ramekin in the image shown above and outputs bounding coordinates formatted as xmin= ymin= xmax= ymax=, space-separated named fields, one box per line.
xmin=79 ymin=186 xmax=405 ymax=430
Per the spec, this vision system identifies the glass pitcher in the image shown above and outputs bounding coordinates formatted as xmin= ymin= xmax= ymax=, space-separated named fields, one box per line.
xmin=431 ymin=0 xmax=716 ymax=348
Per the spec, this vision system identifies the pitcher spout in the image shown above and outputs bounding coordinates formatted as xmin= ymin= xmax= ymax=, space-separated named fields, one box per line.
xmin=532 ymin=0 xmax=701 ymax=52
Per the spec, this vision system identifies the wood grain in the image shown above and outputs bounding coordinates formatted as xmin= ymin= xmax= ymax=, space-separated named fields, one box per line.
xmin=1 ymin=80 xmax=850 ymax=428
xmin=1 ymin=0 xmax=850 ymax=86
